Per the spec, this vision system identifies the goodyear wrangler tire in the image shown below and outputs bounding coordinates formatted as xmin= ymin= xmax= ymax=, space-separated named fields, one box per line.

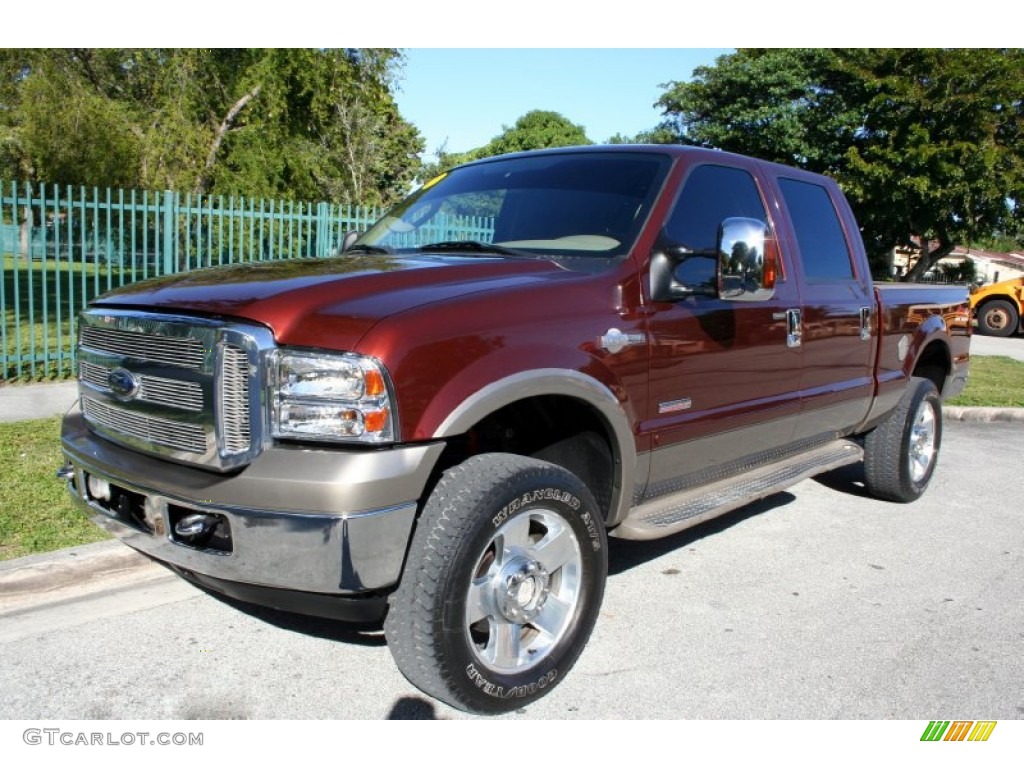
xmin=385 ymin=453 xmax=607 ymax=714
xmin=864 ymin=376 xmax=942 ymax=503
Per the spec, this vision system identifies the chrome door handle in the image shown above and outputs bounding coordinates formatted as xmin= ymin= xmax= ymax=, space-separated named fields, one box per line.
xmin=860 ymin=306 xmax=872 ymax=341
xmin=786 ymin=309 xmax=802 ymax=348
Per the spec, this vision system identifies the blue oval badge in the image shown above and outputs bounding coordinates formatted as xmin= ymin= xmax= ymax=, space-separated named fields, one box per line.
xmin=108 ymin=367 xmax=140 ymax=400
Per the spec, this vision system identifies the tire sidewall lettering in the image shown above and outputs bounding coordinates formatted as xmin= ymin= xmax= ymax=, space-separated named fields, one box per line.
xmin=491 ymin=487 xmax=581 ymax=529
xmin=464 ymin=662 xmax=559 ymax=700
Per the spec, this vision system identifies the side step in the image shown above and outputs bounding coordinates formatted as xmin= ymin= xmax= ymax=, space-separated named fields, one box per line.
xmin=612 ymin=439 xmax=863 ymax=541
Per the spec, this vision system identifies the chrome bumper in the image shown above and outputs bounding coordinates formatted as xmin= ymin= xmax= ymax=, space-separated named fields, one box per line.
xmin=61 ymin=410 xmax=444 ymax=595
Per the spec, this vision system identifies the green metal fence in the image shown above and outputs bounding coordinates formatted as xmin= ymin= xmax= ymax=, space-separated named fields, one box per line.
xmin=1 ymin=182 xmax=391 ymax=381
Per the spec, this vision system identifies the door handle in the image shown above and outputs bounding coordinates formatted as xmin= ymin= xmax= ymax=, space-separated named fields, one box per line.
xmin=786 ymin=309 xmax=802 ymax=348
xmin=860 ymin=306 xmax=872 ymax=341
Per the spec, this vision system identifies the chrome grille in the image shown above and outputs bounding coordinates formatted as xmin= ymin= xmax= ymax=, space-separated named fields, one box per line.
xmin=79 ymin=360 xmax=203 ymax=412
xmin=77 ymin=309 xmax=271 ymax=471
xmin=81 ymin=325 xmax=205 ymax=369
xmin=219 ymin=345 xmax=251 ymax=454
xmin=83 ymin=396 xmax=207 ymax=454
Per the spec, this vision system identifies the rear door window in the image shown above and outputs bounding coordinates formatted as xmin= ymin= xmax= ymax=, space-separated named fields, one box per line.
xmin=778 ymin=178 xmax=854 ymax=281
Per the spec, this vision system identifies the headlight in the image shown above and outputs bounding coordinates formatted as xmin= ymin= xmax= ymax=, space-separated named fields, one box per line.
xmin=270 ymin=350 xmax=396 ymax=443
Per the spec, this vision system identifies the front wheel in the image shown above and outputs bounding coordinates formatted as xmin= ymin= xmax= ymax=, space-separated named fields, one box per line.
xmin=385 ymin=453 xmax=607 ymax=713
xmin=864 ymin=376 xmax=942 ymax=503
xmin=976 ymin=299 xmax=1019 ymax=337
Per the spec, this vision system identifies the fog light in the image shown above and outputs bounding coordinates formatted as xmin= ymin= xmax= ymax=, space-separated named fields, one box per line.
xmin=174 ymin=514 xmax=216 ymax=541
xmin=87 ymin=475 xmax=111 ymax=502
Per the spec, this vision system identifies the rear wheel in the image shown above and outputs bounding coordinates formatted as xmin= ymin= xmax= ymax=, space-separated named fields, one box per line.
xmin=385 ymin=453 xmax=607 ymax=713
xmin=976 ymin=299 xmax=1019 ymax=337
xmin=864 ymin=377 xmax=942 ymax=503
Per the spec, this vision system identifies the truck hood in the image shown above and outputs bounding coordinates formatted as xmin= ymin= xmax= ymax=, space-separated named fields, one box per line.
xmin=93 ymin=254 xmax=568 ymax=348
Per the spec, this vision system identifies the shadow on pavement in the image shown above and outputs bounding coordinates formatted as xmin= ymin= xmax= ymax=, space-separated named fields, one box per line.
xmin=607 ymin=492 xmax=796 ymax=576
xmin=387 ymin=696 xmax=442 ymax=720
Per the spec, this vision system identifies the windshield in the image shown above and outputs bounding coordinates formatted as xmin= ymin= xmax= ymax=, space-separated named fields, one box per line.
xmin=356 ymin=151 xmax=672 ymax=259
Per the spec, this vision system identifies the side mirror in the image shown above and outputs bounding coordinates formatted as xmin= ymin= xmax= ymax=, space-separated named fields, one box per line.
xmin=717 ymin=218 xmax=776 ymax=302
xmin=341 ymin=230 xmax=361 ymax=254
xmin=650 ymin=244 xmax=718 ymax=302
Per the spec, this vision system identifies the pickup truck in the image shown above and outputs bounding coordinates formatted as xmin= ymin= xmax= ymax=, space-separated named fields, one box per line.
xmin=59 ymin=145 xmax=971 ymax=713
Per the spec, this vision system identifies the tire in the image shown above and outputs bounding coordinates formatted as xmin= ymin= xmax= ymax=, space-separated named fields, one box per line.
xmin=864 ymin=376 xmax=942 ymax=503
xmin=385 ymin=453 xmax=607 ymax=714
xmin=976 ymin=299 xmax=1019 ymax=337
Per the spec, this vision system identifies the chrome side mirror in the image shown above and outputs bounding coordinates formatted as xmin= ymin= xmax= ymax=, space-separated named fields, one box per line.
xmin=717 ymin=217 xmax=776 ymax=302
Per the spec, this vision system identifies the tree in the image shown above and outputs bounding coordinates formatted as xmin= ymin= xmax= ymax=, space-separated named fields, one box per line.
xmin=420 ymin=110 xmax=591 ymax=181
xmin=655 ymin=49 xmax=1024 ymax=279
xmin=0 ymin=49 xmax=423 ymax=206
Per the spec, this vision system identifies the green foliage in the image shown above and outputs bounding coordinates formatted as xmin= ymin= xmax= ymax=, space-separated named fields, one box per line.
xmin=654 ymin=48 xmax=1024 ymax=280
xmin=421 ymin=110 xmax=592 ymax=181
xmin=0 ymin=49 xmax=423 ymax=206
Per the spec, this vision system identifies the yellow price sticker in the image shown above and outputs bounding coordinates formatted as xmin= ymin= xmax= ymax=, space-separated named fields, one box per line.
xmin=421 ymin=172 xmax=447 ymax=191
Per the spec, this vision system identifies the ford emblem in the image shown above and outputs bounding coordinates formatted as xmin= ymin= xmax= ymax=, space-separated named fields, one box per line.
xmin=108 ymin=367 xmax=140 ymax=400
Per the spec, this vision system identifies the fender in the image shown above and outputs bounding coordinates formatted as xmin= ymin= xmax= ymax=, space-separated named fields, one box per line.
xmin=433 ymin=368 xmax=638 ymax=527
xmin=902 ymin=313 xmax=953 ymax=381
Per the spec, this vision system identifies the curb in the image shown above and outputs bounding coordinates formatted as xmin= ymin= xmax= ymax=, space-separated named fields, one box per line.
xmin=0 ymin=539 xmax=151 ymax=599
xmin=0 ymin=406 xmax=1019 ymax=597
xmin=942 ymin=406 xmax=1024 ymax=423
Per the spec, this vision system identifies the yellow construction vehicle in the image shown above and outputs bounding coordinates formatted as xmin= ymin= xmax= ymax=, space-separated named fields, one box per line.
xmin=971 ymin=277 xmax=1024 ymax=336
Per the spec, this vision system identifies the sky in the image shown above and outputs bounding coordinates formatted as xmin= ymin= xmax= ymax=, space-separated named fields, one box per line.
xmin=393 ymin=49 xmax=732 ymax=158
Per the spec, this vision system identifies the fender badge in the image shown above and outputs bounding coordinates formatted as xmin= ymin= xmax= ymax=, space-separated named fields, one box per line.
xmin=600 ymin=328 xmax=646 ymax=355
xmin=659 ymin=398 xmax=692 ymax=414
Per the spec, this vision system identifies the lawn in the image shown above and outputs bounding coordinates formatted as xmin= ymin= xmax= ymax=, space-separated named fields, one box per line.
xmin=945 ymin=355 xmax=1024 ymax=408
xmin=0 ymin=415 xmax=108 ymax=560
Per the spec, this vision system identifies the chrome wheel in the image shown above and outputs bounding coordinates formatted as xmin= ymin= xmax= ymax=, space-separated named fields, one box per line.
xmin=908 ymin=398 xmax=937 ymax=483
xmin=465 ymin=508 xmax=582 ymax=674
xmin=385 ymin=453 xmax=606 ymax=713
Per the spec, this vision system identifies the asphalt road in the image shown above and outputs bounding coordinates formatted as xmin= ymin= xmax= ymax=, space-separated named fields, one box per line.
xmin=1 ymin=420 xmax=1021 ymax=720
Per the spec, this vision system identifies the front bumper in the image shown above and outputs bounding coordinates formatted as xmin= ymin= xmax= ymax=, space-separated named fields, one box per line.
xmin=61 ymin=409 xmax=444 ymax=611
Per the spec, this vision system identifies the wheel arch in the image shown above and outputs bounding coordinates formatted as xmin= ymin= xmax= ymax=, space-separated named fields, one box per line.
xmin=911 ymin=338 xmax=952 ymax=397
xmin=430 ymin=369 xmax=637 ymax=528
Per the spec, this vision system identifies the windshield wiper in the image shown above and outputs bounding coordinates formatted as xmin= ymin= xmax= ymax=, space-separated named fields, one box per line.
xmin=344 ymin=244 xmax=393 ymax=255
xmin=417 ymin=240 xmax=524 ymax=257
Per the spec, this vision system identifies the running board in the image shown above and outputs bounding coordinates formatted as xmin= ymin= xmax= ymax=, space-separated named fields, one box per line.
xmin=612 ymin=439 xmax=863 ymax=541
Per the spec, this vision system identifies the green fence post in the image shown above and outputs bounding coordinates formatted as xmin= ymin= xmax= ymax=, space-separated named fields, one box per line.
xmin=162 ymin=190 xmax=175 ymax=275
xmin=316 ymin=201 xmax=329 ymax=258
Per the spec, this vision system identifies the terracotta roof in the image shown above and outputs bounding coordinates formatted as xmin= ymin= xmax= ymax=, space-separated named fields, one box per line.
xmin=951 ymin=246 xmax=1024 ymax=269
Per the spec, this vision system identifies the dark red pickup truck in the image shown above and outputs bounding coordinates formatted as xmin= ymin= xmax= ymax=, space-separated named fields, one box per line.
xmin=60 ymin=146 xmax=970 ymax=713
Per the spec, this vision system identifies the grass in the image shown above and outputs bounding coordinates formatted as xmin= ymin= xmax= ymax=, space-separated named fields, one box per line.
xmin=945 ymin=355 xmax=1024 ymax=408
xmin=0 ymin=415 xmax=108 ymax=560
xmin=0 ymin=356 xmax=1020 ymax=562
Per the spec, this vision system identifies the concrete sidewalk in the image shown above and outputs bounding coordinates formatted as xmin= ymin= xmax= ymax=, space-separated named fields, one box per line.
xmin=0 ymin=381 xmax=78 ymax=423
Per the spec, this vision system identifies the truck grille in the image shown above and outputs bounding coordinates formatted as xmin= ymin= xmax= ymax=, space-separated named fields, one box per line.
xmin=82 ymin=396 xmax=208 ymax=453
xmin=79 ymin=361 xmax=203 ymax=412
xmin=219 ymin=345 xmax=252 ymax=454
xmin=80 ymin=325 xmax=205 ymax=368
xmin=77 ymin=310 xmax=270 ymax=471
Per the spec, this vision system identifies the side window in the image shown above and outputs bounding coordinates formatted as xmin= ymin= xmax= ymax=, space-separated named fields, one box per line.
xmin=778 ymin=178 xmax=854 ymax=281
xmin=664 ymin=164 xmax=769 ymax=252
